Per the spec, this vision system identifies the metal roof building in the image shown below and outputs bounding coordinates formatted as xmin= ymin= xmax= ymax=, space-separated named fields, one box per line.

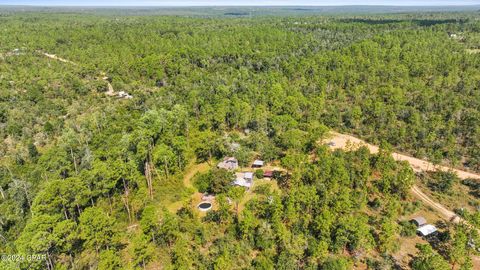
xmin=252 ymin=160 xmax=264 ymax=167
xmin=417 ymin=224 xmax=438 ymax=237
xmin=411 ymin=216 xmax=427 ymax=227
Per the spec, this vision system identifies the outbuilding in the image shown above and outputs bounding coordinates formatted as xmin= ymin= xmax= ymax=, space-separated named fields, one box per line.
xmin=263 ymin=170 xmax=274 ymax=178
xmin=411 ymin=216 xmax=427 ymax=227
xmin=252 ymin=160 xmax=264 ymax=168
xmin=244 ymin=172 xmax=254 ymax=181
xmin=417 ymin=224 xmax=438 ymax=237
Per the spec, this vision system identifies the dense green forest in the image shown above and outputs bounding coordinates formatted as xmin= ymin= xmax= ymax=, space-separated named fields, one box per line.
xmin=1 ymin=9 xmax=480 ymax=269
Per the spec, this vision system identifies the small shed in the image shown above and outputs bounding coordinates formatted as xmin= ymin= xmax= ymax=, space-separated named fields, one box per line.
xmin=411 ymin=216 xmax=427 ymax=227
xmin=417 ymin=224 xmax=438 ymax=237
xmin=263 ymin=170 xmax=274 ymax=178
xmin=252 ymin=160 xmax=264 ymax=168
xmin=244 ymin=172 xmax=254 ymax=181
xmin=118 ymin=91 xmax=133 ymax=99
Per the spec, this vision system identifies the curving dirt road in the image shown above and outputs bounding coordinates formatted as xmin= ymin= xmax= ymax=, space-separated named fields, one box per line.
xmin=411 ymin=186 xmax=462 ymax=223
xmin=41 ymin=52 xmax=120 ymax=96
xmin=326 ymin=131 xmax=480 ymax=179
xmin=324 ymin=131 xmax=480 ymax=223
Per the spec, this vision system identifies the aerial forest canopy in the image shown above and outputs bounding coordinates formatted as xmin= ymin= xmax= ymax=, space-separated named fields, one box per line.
xmin=0 ymin=9 xmax=480 ymax=270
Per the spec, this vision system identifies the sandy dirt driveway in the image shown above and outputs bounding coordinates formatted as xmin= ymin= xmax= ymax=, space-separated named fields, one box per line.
xmin=326 ymin=132 xmax=480 ymax=179
xmin=324 ymin=131 xmax=480 ymax=223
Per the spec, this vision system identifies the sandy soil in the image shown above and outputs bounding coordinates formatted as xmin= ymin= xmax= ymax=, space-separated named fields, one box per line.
xmin=323 ymin=131 xmax=480 ymax=223
xmin=467 ymin=49 xmax=480 ymax=54
xmin=326 ymin=131 xmax=480 ymax=179
xmin=324 ymin=131 xmax=480 ymax=267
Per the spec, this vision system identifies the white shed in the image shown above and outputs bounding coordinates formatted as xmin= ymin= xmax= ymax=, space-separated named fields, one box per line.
xmin=417 ymin=224 xmax=438 ymax=237
xmin=252 ymin=160 xmax=264 ymax=168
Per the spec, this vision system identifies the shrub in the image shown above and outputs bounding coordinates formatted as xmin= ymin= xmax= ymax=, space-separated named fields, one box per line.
xmin=255 ymin=169 xmax=264 ymax=179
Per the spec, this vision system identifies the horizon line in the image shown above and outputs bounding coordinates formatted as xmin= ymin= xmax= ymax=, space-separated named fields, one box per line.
xmin=2 ymin=4 xmax=480 ymax=7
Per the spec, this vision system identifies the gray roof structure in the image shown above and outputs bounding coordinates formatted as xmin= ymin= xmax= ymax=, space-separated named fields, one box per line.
xmin=411 ymin=216 xmax=427 ymax=227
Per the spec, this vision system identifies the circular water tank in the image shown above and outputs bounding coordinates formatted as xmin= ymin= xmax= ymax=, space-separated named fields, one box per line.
xmin=198 ymin=201 xmax=212 ymax=212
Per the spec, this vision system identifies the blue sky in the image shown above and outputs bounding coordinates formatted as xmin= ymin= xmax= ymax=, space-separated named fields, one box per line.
xmin=1 ymin=0 xmax=479 ymax=6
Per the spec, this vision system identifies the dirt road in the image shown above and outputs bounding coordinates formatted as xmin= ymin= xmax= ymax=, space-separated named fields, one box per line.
xmin=42 ymin=52 xmax=78 ymax=65
xmin=41 ymin=52 xmax=120 ymax=96
xmin=167 ymin=161 xmax=211 ymax=213
xmin=325 ymin=131 xmax=480 ymax=223
xmin=182 ymin=162 xmax=210 ymax=189
xmin=411 ymin=186 xmax=462 ymax=223
xmin=327 ymin=132 xmax=480 ymax=179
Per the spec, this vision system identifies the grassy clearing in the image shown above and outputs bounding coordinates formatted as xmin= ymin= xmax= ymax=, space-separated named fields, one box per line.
xmin=416 ymin=179 xmax=479 ymax=213
xmin=393 ymin=203 xmax=444 ymax=267
xmin=238 ymin=178 xmax=280 ymax=213
xmin=165 ymin=161 xmax=212 ymax=213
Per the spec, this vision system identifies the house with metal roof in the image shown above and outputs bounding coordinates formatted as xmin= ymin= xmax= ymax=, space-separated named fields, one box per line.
xmin=233 ymin=172 xmax=254 ymax=188
xmin=218 ymin=157 xmax=239 ymax=170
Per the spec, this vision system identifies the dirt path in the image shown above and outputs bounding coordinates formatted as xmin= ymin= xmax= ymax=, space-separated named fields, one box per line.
xmin=167 ymin=161 xmax=211 ymax=213
xmin=102 ymin=76 xmax=116 ymax=96
xmin=326 ymin=132 xmax=480 ymax=179
xmin=182 ymin=161 xmax=210 ymax=189
xmin=40 ymin=51 xmax=120 ymax=97
xmin=411 ymin=186 xmax=462 ymax=223
xmin=324 ymin=131 xmax=480 ymax=224
xmin=42 ymin=52 xmax=78 ymax=65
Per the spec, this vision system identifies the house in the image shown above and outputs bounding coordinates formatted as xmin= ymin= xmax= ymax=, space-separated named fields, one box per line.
xmin=263 ymin=170 xmax=274 ymax=178
xmin=244 ymin=172 xmax=254 ymax=181
xmin=411 ymin=216 xmax=427 ymax=227
xmin=233 ymin=172 xmax=253 ymax=188
xmin=252 ymin=160 xmax=264 ymax=168
xmin=217 ymin=157 xmax=239 ymax=170
xmin=417 ymin=224 xmax=438 ymax=237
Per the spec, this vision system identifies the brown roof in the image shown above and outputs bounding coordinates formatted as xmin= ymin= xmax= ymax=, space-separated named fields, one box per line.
xmin=264 ymin=170 xmax=273 ymax=177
